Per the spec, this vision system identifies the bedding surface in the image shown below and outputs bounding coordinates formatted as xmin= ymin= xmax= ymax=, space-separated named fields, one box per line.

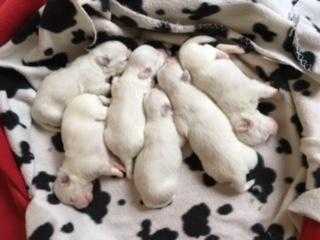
xmin=1 ymin=0 xmax=320 ymax=239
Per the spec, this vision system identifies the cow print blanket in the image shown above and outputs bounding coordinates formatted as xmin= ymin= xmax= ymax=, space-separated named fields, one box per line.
xmin=1 ymin=0 xmax=320 ymax=239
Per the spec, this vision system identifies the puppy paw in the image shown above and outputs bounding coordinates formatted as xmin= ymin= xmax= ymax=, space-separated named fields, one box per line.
xmin=110 ymin=162 xmax=126 ymax=178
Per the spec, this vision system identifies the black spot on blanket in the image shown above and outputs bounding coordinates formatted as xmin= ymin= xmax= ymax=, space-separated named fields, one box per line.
xmin=184 ymin=153 xmax=204 ymax=171
xmin=247 ymin=153 xmax=276 ymax=203
xmin=154 ymin=21 xmax=171 ymax=33
xmin=205 ymin=235 xmax=220 ymax=240
xmin=83 ymin=4 xmax=104 ymax=18
xmin=182 ymin=3 xmax=220 ymax=20
xmin=83 ymin=4 xmax=105 ymax=18
xmin=196 ymin=23 xmax=228 ymax=39
xmin=292 ymin=79 xmax=311 ymax=96
xmin=47 ymin=193 xmax=61 ymax=205
xmin=32 ymin=171 xmax=56 ymax=191
xmin=99 ymin=0 xmax=110 ymax=11
xmin=298 ymin=51 xmax=316 ymax=71
xmin=155 ymin=9 xmax=165 ymax=15
xmin=295 ymin=182 xmax=306 ymax=195
xmin=251 ymin=223 xmax=285 ymax=240
xmin=76 ymin=181 xmax=111 ymax=224
xmin=115 ymin=0 xmax=146 ymax=15
xmin=137 ymin=219 xmax=178 ymax=240
xmin=301 ymin=154 xmax=309 ymax=169
xmin=243 ymin=33 xmax=256 ymax=41
xmin=61 ymin=222 xmax=74 ymax=233
xmin=231 ymin=37 xmax=255 ymax=53
xmin=118 ymin=199 xmax=126 ymax=206
xmin=71 ymin=29 xmax=87 ymax=44
xmin=202 ymin=173 xmax=217 ymax=187
xmin=14 ymin=141 xmax=34 ymax=167
xmin=182 ymin=203 xmax=211 ymax=238
xmin=29 ymin=222 xmax=54 ymax=240
xmin=313 ymin=168 xmax=320 ymax=188
xmin=284 ymin=177 xmax=294 ymax=184
xmin=91 ymin=31 xmax=138 ymax=50
xmin=257 ymin=101 xmax=276 ymax=116
xmin=12 ymin=12 xmax=40 ymax=44
xmin=0 ymin=66 xmax=33 ymax=98
xmin=22 ymin=53 xmax=68 ymax=71
xmin=40 ymin=0 xmax=77 ymax=33
xmin=283 ymin=28 xmax=316 ymax=71
xmin=217 ymin=204 xmax=233 ymax=215
xmin=255 ymin=66 xmax=269 ymax=82
xmin=44 ymin=48 xmax=54 ymax=56
xmin=144 ymin=41 xmax=166 ymax=50
xmin=291 ymin=114 xmax=303 ymax=137
xmin=0 ymin=110 xmax=26 ymax=130
xmin=51 ymin=132 xmax=64 ymax=152
xmin=253 ymin=23 xmax=277 ymax=42
xmin=269 ymin=64 xmax=302 ymax=91
xmin=113 ymin=15 xmax=139 ymax=28
xmin=276 ymin=138 xmax=292 ymax=154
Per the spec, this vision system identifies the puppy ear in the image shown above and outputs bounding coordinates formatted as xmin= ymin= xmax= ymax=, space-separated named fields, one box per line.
xmin=216 ymin=50 xmax=229 ymax=59
xmin=59 ymin=173 xmax=71 ymax=185
xmin=181 ymin=70 xmax=191 ymax=82
xmin=138 ymin=67 xmax=153 ymax=80
xmin=161 ymin=104 xmax=172 ymax=117
xmin=96 ymin=56 xmax=111 ymax=66
xmin=235 ymin=118 xmax=253 ymax=133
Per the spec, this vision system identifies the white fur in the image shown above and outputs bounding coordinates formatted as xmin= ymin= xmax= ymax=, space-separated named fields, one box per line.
xmin=179 ymin=36 xmax=278 ymax=146
xmin=53 ymin=94 xmax=125 ymax=209
xmin=104 ymin=45 xmax=166 ymax=178
xmin=134 ymin=88 xmax=183 ymax=208
xmin=158 ymin=58 xmax=258 ymax=192
xmin=31 ymin=41 xmax=131 ymax=132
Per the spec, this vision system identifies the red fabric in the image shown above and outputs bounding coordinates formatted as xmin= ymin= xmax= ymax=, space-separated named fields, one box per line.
xmin=301 ymin=218 xmax=320 ymax=240
xmin=0 ymin=0 xmax=46 ymax=45
xmin=0 ymin=127 xmax=30 ymax=240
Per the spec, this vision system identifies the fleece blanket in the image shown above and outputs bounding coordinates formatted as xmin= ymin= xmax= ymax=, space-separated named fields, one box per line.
xmin=1 ymin=0 xmax=320 ymax=239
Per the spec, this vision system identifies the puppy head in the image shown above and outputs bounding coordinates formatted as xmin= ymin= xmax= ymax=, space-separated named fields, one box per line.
xmin=234 ymin=113 xmax=278 ymax=146
xmin=53 ymin=169 xmax=93 ymax=209
xmin=144 ymin=88 xmax=172 ymax=119
xmin=92 ymin=41 xmax=131 ymax=75
xmin=179 ymin=42 xmax=224 ymax=70
xmin=157 ymin=57 xmax=190 ymax=92
xmin=68 ymin=94 xmax=106 ymax=119
xmin=129 ymin=45 xmax=167 ymax=80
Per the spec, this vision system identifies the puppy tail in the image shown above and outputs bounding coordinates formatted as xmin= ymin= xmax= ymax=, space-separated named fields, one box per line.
xmin=231 ymin=176 xmax=254 ymax=193
xmin=121 ymin=156 xmax=133 ymax=179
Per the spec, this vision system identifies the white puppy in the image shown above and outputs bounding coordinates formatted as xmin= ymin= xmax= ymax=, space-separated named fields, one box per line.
xmin=31 ymin=41 xmax=131 ymax=132
xmin=53 ymin=94 xmax=125 ymax=209
xmin=134 ymin=88 xmax=183 ymax=208
xmin=105 ymin=45 xmax=166 ymax=178
xmin=158 ymin=58 xmax=258 ymax=192
xmin=179 ymin=36 xmax=278 ymax=146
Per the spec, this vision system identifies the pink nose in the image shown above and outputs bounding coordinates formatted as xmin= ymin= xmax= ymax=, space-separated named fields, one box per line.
xmin=71 ymin=194 xmax=93 ymax=209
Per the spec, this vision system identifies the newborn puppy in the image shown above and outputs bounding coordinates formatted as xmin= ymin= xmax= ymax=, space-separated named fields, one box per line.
xmin=179 ymin=36 xmax=278 ymax=146
xmin=105 ymin=45 xmax=166 ymax=178
xmin=53 ymin=94 xmax=125 ymax=209
xmin=134 ymin=88 xmax=183 ymax=208
xmin=158 ymin=58 xmax=258 ymax=192
xmin=31 ymin=41 xmax=131 ymax=132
